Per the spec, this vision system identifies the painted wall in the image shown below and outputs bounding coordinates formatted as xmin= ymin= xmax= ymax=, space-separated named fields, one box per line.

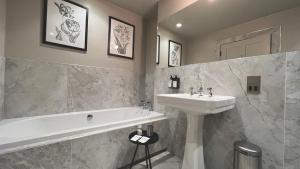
xmin=0 ymin=0 xmax=6 ymax=58
xmin=0 ymin=0 xmax=6 ymax=120
xmin=186 ymin=6 xmax=300 ymax=64
xmin=154 ymin=51 xmax=300 ymax=169
xmin=158 ymin=0 xmax=197 ymax=23
xmin=5 ymin=0 xmax=143 ymax=74
xmin=144 ymin=16 xmax=158 ymax=102
xmin=157 ymin=27 xmax=187 ymax=68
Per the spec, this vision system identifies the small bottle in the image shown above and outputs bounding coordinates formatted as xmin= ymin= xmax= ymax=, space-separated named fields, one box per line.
xmin=168 ymin=75 xmax=173 ymax=88
xmin=137 ymin=125 xmax=143 ymax=135
xmin=147 ymin=125 xmax=153 ymax=137
xmin=173 ymin=76 xmax=178 ymax=88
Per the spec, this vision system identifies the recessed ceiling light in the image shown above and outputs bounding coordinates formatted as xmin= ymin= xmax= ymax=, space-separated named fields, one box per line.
xmin=176 ymin=23 xmax=182 ymax=28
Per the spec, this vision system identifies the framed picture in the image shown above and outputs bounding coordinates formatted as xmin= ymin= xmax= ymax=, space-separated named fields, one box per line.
xmin=108 ymin=16 xmax=135 ymax=59
xmin=43 ymin=0 xmax=89 ymax=51
xmin=168 ymin=40 xmax=182 ymax=67
xmin=156 ymin=35 xmax=160 ymax=64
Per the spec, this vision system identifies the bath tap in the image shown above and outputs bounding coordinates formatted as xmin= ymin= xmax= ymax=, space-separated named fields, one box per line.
xmin=146 ymin=101 xmax=153 ymax=111
xmin=207 ymin=87 xmax=213 ymax=97
xmin=190 ymin=86 xmax=205 ymax=96
xmin=198 ymin=83 xmax=204 ymax=96
xmin=190 ymin=87 xmax=196 ymax=95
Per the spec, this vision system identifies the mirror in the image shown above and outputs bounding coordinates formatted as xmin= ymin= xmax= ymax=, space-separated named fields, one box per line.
xmin=157 ymin=0 xmax=300 ymax=67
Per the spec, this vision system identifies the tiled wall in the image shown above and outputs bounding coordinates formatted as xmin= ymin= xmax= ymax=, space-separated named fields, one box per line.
xmin=4 ymin=58 xmax=140 ymax=119
xmin=0 ymin=123 xmax=169 ymax=169
xmin=154 ymin=52 xmax=300 ymax=169
xmin=284 ymin=51 xmax=300 ymax=169
xmin=0 ymin=57 xmax=168 ymax=168
xmin=1 ymin=52 xmax=300 ymax=169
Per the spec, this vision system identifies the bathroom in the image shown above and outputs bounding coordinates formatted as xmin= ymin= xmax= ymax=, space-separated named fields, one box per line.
xmin=0 ymin=0 xmax=300 ymax=169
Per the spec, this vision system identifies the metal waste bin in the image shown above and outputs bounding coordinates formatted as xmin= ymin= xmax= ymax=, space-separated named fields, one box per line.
xmin=234 ymin=141 xmax=262 ymax=169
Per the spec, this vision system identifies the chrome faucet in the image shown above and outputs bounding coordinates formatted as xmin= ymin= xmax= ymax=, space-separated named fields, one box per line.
xmin=190 ymin=87 xmax=196 ymax=95
xmin=146 ymin=101 xmax=153 ymax=111
xmin=207 ymin=88 xmax=213 ymax=97
xmin=198 ymin=83 xmax=204 ymax=96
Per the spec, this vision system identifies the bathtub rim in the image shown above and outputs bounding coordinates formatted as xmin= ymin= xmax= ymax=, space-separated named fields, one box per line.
xmin=0 ymin=107 xmax=167 ymax=155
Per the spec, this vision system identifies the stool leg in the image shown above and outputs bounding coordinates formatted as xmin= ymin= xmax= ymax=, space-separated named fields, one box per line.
xmin=146 ymin=146 xmax=152 ymax=169
xmin=145 ymin=146 xmax=149 ymax=168
xmin=129 ymin=145 xmax=139 ymax=169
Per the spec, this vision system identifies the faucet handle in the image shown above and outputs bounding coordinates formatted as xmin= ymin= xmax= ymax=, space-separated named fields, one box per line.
xmin=207 ymin=87 xmax=213 ymax=97
xmin=190 ymin=87 xmax=194 ymax=95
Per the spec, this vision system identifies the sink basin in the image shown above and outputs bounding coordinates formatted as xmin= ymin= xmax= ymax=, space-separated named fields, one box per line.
xmin=157 ymin=93 xmax=236 ymax=169
xmin=157 ymin=93 xmax=235 ymax=115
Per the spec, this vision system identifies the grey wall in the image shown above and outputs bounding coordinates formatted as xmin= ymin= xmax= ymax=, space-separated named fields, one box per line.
xmin=284 ymin=51 xmax=300 ymax=169
xmin=157 ymin=27 xmax=188 ymax=68
xmin=158 ymin=0 xmax=197 ymax=23
xmin=3 ymin=0 xmax=148 ymax=118
xmin=0 ymin=57 xmax=170 ymax=168
xmin=4 ymin=57 xmax=141 ymax=119
xmin=154 ymin=51 xmax=300 ymax=169
xmin=186 ymin=6 xmax=300 ymax=64
xmin=0 ymin=57 xmax=4 ymax=120
xmin=0 ymin=120 xmax=169 ymax=169
xmin=144 ymin=16 xmax=158 ymax=102
xmin=5 ymin=0 xmax=144 ymax=75
xmin=0 ymin=0 xmax=6 ymax=58
xmin=0 ymin=0 xmax=6 ymax=120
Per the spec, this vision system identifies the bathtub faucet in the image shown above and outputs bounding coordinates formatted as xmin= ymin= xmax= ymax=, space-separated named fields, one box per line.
xmin=146 ymin=101 xmax=153 ymax=111
xmin=141 ymin=100 xmax=153 ymax=111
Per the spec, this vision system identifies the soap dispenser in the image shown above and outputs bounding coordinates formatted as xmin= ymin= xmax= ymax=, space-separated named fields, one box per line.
xmin=168 ymin=75 xmax=173 ymax=88
xmin=173 ymin=75 xmax=180 ymax=89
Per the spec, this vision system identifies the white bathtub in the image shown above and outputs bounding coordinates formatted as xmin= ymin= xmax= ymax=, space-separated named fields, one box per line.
xmin=0 ymin=107 xmax=167 ymax=155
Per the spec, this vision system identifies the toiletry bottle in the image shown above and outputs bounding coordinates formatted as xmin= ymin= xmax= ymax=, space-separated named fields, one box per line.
xmin=168 ymin=75 xmax=173 ymax=88
xmin=137 ymin=125 xmax=143 ymax=135
xmin=173 ymin=76 xmax=178 ymax=88
xmin=147 ymin=125 xmax=153 ymax=137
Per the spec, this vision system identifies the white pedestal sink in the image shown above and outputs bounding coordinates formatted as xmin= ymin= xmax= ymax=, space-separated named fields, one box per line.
xmin=157 ymin=94 xmax=236 ymax=169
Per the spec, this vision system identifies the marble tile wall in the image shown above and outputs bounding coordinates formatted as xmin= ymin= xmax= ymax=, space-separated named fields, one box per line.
xmin=0 ymin=57 xmax=168 ymax=169
xmin=154 ymin=53 xmax=287 ymax=169
xmin=4 ymin=58 xmax=141 ymax=118
xmin=284 ymin=51 xmax=300 ymax=169
xmin=4 ymin=58 xmax=68 ymax=118
xmin=0 ymin=56 xmax=4 ymax=120
xmin=0 ymin=122 xmax=169 ymax=169
xmin=67 ymin=65 xmax=140 ymax=112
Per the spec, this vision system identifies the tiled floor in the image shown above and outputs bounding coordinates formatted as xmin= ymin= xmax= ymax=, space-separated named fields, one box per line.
xmin=133 ymin=156 xmax=182 ymax=169
xmin=152 ymin=157 xmax=181 ymax=169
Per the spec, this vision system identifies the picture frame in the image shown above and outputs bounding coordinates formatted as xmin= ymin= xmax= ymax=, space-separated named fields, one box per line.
xmin=156 ymin=35 xmax=160 ymax=64
xmin=108 ymin=16 xmax=135 ymax=59
xmin=168 ymin=40 xmax=182 ymax=67
xmin=43 ymin=0 xmax=89 ymax=51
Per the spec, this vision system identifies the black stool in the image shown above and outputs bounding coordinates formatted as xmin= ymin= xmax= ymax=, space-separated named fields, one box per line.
xmin=128 ymin=130 xmax=159 ymax=169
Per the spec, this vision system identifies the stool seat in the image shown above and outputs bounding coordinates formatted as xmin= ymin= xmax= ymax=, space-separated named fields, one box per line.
xmin=129 ymin=131 xmax=159 ymax=145
xmin=128 ymin=130 xmax=159 ymax=169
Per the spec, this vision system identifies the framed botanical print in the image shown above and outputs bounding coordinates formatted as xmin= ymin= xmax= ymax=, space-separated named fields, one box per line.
xmin=156 ymin=35 xmax=160 ymax=64
xmin=108 ymin=16 xmax=135 ymax=59
xmin=168 ymin=40 xmax=182 ymax=67
xmin=43 ymin=0 xmax=89 ymax=51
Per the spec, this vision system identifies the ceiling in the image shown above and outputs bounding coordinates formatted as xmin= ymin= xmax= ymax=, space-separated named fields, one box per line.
xmin=159 ymin=0 xmax=300 ymax=38
xmin=107 ymin=0 xmax=158 ymax=18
